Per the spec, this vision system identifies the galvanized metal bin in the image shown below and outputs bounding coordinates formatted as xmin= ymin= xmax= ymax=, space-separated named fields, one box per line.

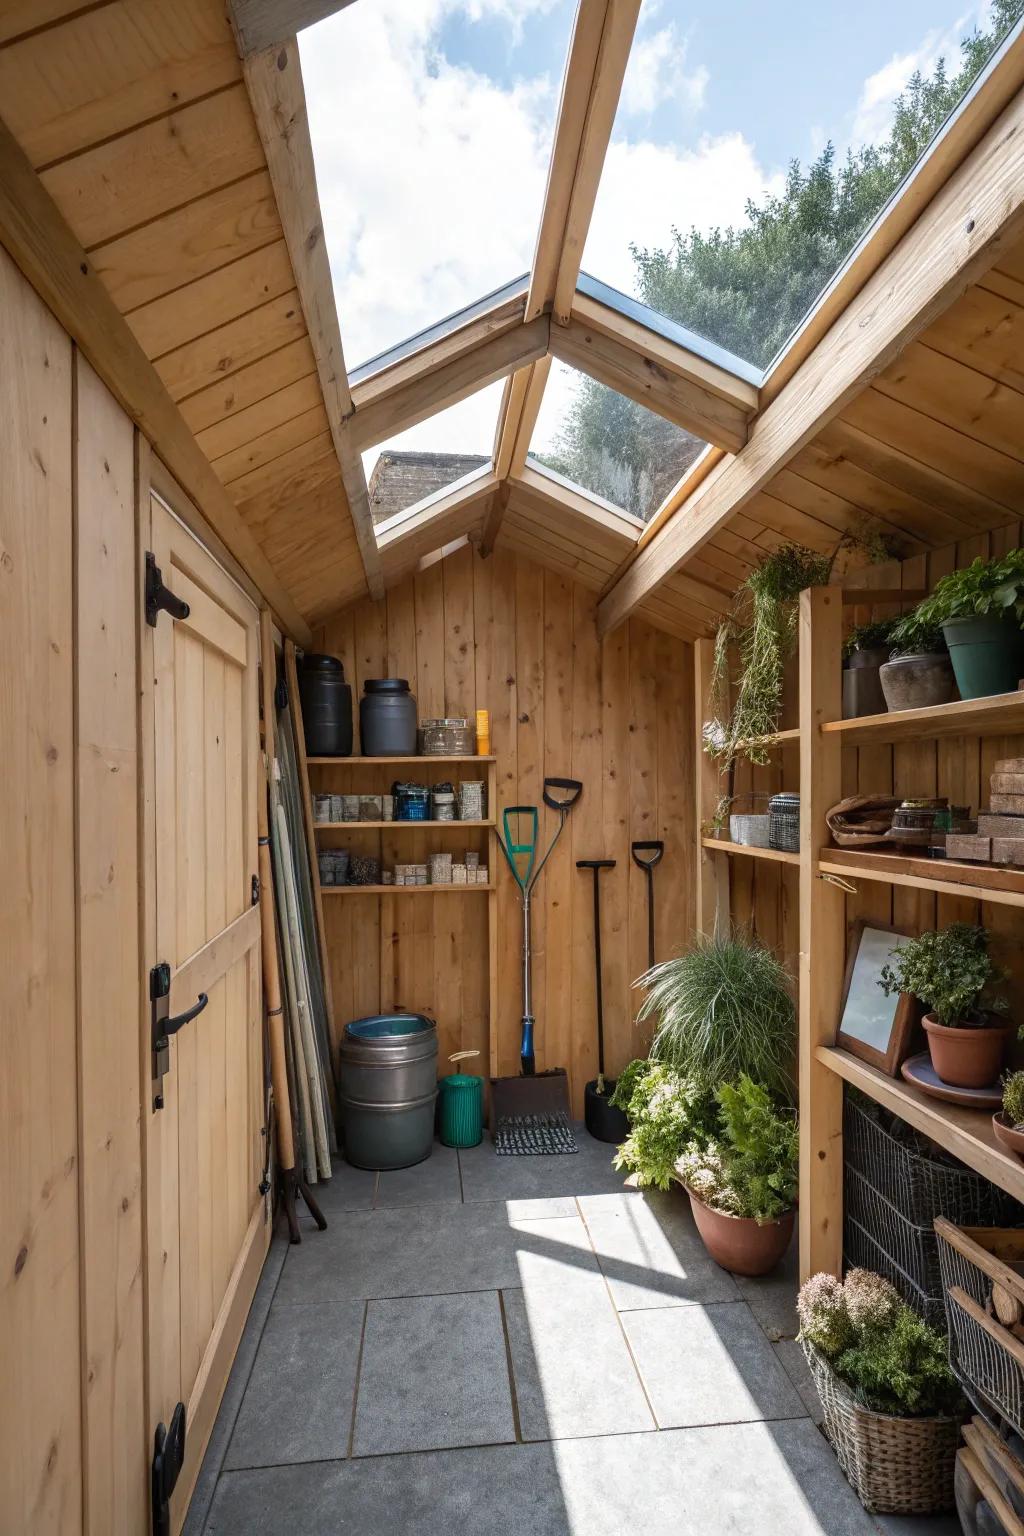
xmin=338 ymin=1013 xmax=438 ymax=1170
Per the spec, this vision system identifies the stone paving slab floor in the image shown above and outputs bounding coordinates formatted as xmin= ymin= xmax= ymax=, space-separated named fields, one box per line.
xmin=185 ymin=1130 xmax=960 ymax=1536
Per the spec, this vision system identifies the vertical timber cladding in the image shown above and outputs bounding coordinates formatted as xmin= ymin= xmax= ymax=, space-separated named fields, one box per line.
xmin=721 ymin=520 xmax=1024 ymax=1017
xmin=315 ymin=543 xmax=696 ymax=1114
xmin=1 ymin=235 xmax=82 ymax=1536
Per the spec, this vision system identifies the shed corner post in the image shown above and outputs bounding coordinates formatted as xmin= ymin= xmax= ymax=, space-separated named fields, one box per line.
xmin=798 ymin=585 xmax=844 ymax=1282
xmin=694 ymin=636 xmax=728 ymax=937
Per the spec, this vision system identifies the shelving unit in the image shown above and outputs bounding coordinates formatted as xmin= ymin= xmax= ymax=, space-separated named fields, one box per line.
xmin=698 ymin=585 xmax=1024 ymax=1282
xmin=304 ymin=750 xmax=501 ymax=1067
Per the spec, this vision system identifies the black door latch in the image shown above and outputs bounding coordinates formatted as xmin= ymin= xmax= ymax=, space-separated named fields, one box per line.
xmin=151 ymin=962 xmax=208 ymax=1110
xmin=145 ymin=552 xmax=190 ymax=628
xmin=152 ymin=1401 xmax=186 ymax=1536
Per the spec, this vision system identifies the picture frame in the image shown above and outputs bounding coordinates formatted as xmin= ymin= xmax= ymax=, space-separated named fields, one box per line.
xmin=836 ymin=919 xmax=920 ymax=1078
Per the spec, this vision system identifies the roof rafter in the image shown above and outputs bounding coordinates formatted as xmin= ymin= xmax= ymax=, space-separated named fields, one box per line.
xmin=347 ymin=314 xmax=549 ymax=451
xmin=242 ymin=33 xmax=384 ymax=600
xmin=229 ymin=0 xmax=357 ymax=58
xmin=596 ymin=56 xmax=1024 ymax=636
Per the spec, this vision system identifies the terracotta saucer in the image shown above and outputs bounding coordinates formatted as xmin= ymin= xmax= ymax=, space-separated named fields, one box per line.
xmin=992 ymin=1112 xmax=1024 ymax=1160
xmin=900 ymin=1052 xmax=1003 ymax=1109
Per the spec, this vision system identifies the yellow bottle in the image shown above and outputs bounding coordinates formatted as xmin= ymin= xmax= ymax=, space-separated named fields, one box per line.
xmin=476 ymin=708 xmax=491 ymax=755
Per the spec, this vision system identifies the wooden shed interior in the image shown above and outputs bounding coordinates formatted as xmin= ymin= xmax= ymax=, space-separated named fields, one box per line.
xmin=6 ymin=1 xmax=1024 ymax=1532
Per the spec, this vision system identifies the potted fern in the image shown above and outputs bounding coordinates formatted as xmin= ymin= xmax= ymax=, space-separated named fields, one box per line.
xmin=676 ymin=1075 xmax=798 ymax=1275
xmin=878 ymin=611 xmax=955 ymax=712
xmin=879 ymin=924 xmax=1012 ymax=1089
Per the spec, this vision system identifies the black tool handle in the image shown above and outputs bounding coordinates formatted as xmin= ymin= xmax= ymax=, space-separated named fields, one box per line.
xmin=575 ymin=860 xmax=613 ymax=1075
xmin=542 ymin=777 xmax=583 ymax=811
xmin=630 ymin=840 xmax=664 ymax=869
xmin=575 ymin=859 xmax=615 ymax=870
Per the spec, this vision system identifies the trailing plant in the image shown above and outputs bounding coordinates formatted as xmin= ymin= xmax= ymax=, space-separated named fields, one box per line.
xmin=798 ymin=1269 xmax=961 ymax=1418
xmin=611 ymin=1063 xmax=717 ymax=1191
xmin=842 ymin=617 xmax=899 ymax=660
xmin=639 ymin=931 xmax=796 ymax=1102
xmin=909 ymin=549 xmax=1024 ymax=630
xmin=1003 ymin=1069 xmax=1024 ymax=1129
xmin=878 ymin=923 xmax=1009 ymax=1028
xmin=676 ymin=1074 xmax=798 ymax=1222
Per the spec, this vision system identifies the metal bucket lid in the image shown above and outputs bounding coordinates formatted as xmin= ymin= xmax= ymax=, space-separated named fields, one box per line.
xmin=345 ymin=1012 xmax=434 ymax=1041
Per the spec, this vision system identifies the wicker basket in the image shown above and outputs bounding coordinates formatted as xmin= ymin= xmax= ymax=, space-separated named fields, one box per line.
xmin=802 ymin=1341 xmax=960 ymax=1513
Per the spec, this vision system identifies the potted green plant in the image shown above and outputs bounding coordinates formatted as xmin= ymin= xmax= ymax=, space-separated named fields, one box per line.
xmin=610 ymin=1061 xmax=717 ymax=1190
xmin=993 ymin=1069 xmax=1024 ymax=1159
xmin=878 ymin=611 xmax=956 ymax=711
xmin=675 ymin=1075 xmax=798 ymax=1275
xmin=637 ymin=931 xmax=796 ymax=1102
xmin=879 ymin=924 xmax=1011 ymax=1089
xmin=907 ymin=550 xmax=1024 ymax=700
xmin=843 ymin=618 xmax=898 ymax=718
xmin=798 ymin=1269 xmax=962 ymax=1513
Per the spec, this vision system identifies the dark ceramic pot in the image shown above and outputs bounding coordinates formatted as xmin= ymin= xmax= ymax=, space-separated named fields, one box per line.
xmin=942 ymin=614 xmax=1024 ymax=701
xmin=879 ymin=652 xmax=957 ymax=712
xmin=842 ymin=646 xmax=891 ymax=719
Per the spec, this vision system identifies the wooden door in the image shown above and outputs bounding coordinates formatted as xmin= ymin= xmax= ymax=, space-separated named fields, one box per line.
xmin=142 ymin=493 xmax=268 ymax=1529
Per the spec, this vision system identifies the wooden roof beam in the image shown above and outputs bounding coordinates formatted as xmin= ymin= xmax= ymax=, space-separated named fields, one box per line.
xmin=230 ymin=0 xmax=357 ymax=58
xmin=550 ymin=298 xmax=755 ymax=453
xmin=243 ymin=37 xmax=384 ymax=600
xmin=375 ymin=469 xmax=498 ymax=585
xmin=0 ymin=110 xmax=312 ymax=645
xmin=596 ymin=72 xmax=1024 ymax=637
xmin=347 ymin=314 xmax=549 ymax=451
xmin=483 ymin=356 xmax=551 ymax=552
xmin=526 ymin=0 xmax=641 ymax=326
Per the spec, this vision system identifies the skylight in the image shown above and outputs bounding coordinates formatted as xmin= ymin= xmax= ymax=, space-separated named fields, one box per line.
xmin=582 ymin=0 xmax=1020 ymax=371
xmin=529 ymin=361 xmax=706 ymax=524
xmin=300 ymin=0 xmax=576 ymax=369
xmin=363 ymin=382 xmax=503 ymax=530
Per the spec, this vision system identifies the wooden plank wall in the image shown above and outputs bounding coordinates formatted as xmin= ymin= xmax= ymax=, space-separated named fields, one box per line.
xmin=1 ymin=244 xmax=146 ymax=1534
xmin=726 ymin=521 xmax=1024 ymax=1005
xmin=314 ymin=543 xmax=694 ymax=1112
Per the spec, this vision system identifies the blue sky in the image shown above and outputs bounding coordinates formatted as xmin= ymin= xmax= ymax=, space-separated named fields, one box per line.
xmin=301 ymin=0 xmax=997 ymax=478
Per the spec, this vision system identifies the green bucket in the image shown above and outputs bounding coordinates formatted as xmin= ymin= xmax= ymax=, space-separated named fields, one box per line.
xmin=439 ymin=1050 xmax=483 ymax=1148
xmin=942 ymin=614 xmax=1024 ymax=700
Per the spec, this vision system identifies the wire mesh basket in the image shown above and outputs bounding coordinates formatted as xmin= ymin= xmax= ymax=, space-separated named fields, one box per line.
xmin=936 ymin=1219 xmax=1024 ymax=1440
xmin=844 ymin=1207 xmax=947 ymax=1331
xmin=844 ymin=1092 xmax=1018 ymax=1228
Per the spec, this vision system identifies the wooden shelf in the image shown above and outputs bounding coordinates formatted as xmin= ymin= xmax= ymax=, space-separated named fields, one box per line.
xmin=701 ymin=836 xmax=800 ymax=866
xmin=821 ymin=690 xmax=1024 ymax=745
xmin=307 ymin=754 xmax=496 ymax=766
xmin=320 ymin=882 xmax=495 ymax=895
xmin=314 ymin=819 xmax=494 ymax=831
xmin=818 ymin=846 xmax=1024 ymax=908
xmin=818 ymin=1046 xmax=1024 ymax=1205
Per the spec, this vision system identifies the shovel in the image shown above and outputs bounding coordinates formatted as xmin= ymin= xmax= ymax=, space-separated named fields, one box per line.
xmin=577 ymin=859 xmax=628 ymax=1144
xmin=631 ymin=840 xmax=664 ymax=971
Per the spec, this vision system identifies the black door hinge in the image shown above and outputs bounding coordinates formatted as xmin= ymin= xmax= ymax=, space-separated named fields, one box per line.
xmin=252 ymin=874 xmax=260 ymax=906
xmin=151 ymin=962 xmax=209 ymax=1110
xmin=145 ymin=552 xmax=190 ymax=628
xmin=152 ymin=1401 xmax=186 ymax=1536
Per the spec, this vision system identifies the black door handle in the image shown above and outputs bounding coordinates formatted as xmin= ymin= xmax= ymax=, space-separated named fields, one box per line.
xmin=165 ymin=992 xmax=208 ymax=1038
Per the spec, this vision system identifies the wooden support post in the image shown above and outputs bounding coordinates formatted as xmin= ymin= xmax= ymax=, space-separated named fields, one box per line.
xmin=694 ymin=637 xmax=729 ymax=936
xmin=798 ymin=586 xmax=845 ymax=1281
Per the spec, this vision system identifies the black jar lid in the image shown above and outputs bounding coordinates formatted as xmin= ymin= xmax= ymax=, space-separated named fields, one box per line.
xmin=300 ymin=652 xmax=344 ymax=674
xmin=364 ymin=678 xmax=410 ymax=694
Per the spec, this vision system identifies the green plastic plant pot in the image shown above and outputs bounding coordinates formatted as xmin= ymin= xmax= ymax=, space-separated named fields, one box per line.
xmin=438 ymin=1072 xmax=483 ymax=1148
xmin=942 ymin=613 xmax=1024 ymax=700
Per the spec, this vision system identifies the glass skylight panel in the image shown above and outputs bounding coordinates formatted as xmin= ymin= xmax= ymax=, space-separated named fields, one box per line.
xmin=300 ymin=0 xmax=576 ymax=373
xmin=364 ymin=382 xmax=503 ymax=530
xmin=582 ymin=0 xmax=1019 ymax=372
xmin=529 ymin=362 xmax=706 ymax=524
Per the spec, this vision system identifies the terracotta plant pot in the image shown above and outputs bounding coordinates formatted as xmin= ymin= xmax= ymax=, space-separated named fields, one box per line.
xmin=922 ymin=1013 xmax=1009 ymax=1089
xmin=992 ymin=1112 xmax=1024 ymax=1161
xmin=878 ymin=652 xmax=957 ymax=711
xmin=684 ymin=1188 xmax=794 ymax=1277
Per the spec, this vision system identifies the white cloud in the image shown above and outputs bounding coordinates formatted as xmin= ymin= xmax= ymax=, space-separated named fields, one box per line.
xmin=620 ymin=25 xmax=708 ymax=116
xmin=849 ymin=7 xmax=984 ymax=148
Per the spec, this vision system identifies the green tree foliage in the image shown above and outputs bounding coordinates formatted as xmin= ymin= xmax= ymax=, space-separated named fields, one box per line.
xmin=542 ymin=2 xmax=1023 ymax=515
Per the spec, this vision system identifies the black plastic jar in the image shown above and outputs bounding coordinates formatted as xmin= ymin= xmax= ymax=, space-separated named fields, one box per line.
xmin=297 ymin=653 xmax=353 ymax=757
xmin=360 ymin=678 xmax=417 ymax=756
